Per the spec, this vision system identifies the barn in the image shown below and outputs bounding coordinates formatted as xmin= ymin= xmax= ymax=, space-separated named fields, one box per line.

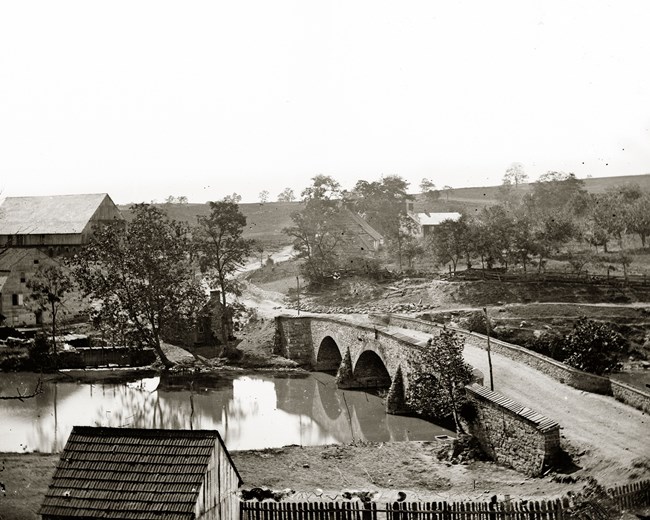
xmin=39 ymin=426 xmax=243 ymax=520
xmin=0 ymin=193 xmax=124 ymax=253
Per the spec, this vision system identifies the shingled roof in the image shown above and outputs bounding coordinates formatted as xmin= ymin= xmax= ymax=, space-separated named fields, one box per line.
xmin=39 ymin=426 xmax=242 ymax=520
xmin=0 ymin=194 xmax=117 ymax=235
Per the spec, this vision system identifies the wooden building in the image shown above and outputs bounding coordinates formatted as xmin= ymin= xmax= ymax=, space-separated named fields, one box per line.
xmin=0 ymin=193 xmax=124 ymax=254
xmin=39 ymin=426 xmax=243 ymax=520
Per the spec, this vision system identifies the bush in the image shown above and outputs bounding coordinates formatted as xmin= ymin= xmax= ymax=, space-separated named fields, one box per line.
xmin=461 ymin=311 xmax=493 ymax=335
xmin=564 ymin=318 xmax=627 ymax=375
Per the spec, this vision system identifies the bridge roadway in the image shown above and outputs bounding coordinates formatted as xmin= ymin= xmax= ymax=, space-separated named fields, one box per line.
xmin=353 ymin=316 xmax=649 ymax=482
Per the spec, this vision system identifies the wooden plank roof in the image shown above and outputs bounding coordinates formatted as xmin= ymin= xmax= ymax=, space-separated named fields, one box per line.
xmin=466 ymin=383 xmax=561 ymax=433
xmin=39 ymin=426 xmax=241 ymax=520
xmin=0 ymin=193 xmax=119 ymax=235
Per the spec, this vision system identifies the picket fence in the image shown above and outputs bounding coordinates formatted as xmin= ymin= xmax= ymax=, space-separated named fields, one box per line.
xmin=241 ymin=499 xmax=567 ymax=520
xmin=240 ymin=480 xmax=650 ymax=520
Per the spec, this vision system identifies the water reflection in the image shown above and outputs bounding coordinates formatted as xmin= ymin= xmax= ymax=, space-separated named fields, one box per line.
xmin=0 ymin=372 xmax=451 ymax=453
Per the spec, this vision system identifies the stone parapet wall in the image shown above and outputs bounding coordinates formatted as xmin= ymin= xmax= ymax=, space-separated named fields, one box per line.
xmin=611 ymin=379 xmax=650 ymax=414
xmin=464 ymin=383 xmax=560 ymax=476
xmin=374 ymin=313 xmax=650 ymax=414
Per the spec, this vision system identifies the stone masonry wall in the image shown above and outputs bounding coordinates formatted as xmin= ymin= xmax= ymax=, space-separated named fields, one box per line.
xmin=464 ymin=384 xmax=561 ymax=477
xmin=611 ymin=379 xmax=650 ymax=414
xmin=273 ymin=316 xmax=314 ymax=367
xmin=374 ymin=314 xmax=613 ymax=394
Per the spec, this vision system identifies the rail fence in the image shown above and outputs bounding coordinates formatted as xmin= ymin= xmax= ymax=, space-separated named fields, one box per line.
xmin=449 ymin=269 xmax=650 ymax=288
xmin=240 ymin=481 xmax=650 ymax=520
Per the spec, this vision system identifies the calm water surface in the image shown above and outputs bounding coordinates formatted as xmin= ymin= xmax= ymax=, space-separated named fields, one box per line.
xmin=0 ymin=371 xmax=451 ymax=453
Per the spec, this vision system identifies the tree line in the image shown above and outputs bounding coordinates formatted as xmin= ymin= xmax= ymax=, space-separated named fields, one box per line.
xmin=427 ymin=171 xmax=650 ymax=276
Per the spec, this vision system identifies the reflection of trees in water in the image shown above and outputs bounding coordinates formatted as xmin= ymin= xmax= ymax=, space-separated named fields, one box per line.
xmin=1 ymin=372 xmax=451 ymax=453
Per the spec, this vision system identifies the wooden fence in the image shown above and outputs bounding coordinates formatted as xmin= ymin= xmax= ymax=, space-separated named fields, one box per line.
xmin=240 ymin=481 xmax=650 ymax=520
xmin=241 ymin=499 xmax=566 ymax=520
xmin=449 ymin=269 xmax=650 ymax=288
xmin=608 ymin=480 xmax=650 ymax=510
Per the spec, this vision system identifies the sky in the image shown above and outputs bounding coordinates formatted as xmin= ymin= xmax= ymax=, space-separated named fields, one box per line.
xmin=0 ymin=0 xmax=649 ymax=204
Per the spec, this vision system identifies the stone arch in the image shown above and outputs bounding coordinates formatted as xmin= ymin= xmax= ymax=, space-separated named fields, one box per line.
xmin=352 ymin=350 xmax=392 ymax=390
xmin=315 ymin=336 xmax=342 ymax=373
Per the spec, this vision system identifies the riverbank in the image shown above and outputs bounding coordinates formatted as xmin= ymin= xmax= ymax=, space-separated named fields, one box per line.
xmin=0 ymin=442 xmax=596 ymax=520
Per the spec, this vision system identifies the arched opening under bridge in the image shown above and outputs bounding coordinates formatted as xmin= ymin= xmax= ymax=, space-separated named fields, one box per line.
xmin=353 ymin=351 xmax=391 ymax=390
xmin=315 ymin=336 xmax=342 ymax=373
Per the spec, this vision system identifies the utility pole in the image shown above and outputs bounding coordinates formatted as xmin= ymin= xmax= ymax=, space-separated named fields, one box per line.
xmin=483 ymin=307 xmax=494 ymax=391
xmin=296 ymin=276 xmax=301 ymax=316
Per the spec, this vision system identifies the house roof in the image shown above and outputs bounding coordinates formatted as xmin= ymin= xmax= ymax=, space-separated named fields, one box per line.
xmin=343 ymin=209 xmax=383 ymax=241
xmin=415 ymin=212 xmax=462 ymax=226
xmin=39 ymin=426 xmax=242 ymax=520
xmin=0 ymin=193 xmax=118 ymax=235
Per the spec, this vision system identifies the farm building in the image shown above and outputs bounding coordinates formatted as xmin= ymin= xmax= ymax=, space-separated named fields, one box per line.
xmin=0 ymin=193 xmax=124 ymax=254
xmin=39 ymin=426 xmax=243 ymax=520
xmin=408 ymin=211 xmax=462 ymax=238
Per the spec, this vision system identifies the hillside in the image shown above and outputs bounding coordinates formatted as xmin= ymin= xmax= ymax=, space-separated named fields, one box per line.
xmin=118 ymin=173 xmax=650 ymax=250
xmin=118 ymin=201 xmax=301 ymax=249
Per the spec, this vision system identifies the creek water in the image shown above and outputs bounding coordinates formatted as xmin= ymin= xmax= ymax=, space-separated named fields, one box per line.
xmin=0 ymin=371 xmax=452 ymax=453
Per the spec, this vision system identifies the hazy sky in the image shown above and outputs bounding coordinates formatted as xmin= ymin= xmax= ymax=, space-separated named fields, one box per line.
xmin=1 ymin=1 xmax=649 ymax=204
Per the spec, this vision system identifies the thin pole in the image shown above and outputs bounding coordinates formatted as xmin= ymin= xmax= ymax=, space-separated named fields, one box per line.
xmin=483 ymin=307 xmax=494 ymax=391
xmin=296 ymin=276 xmax=300 ymax=316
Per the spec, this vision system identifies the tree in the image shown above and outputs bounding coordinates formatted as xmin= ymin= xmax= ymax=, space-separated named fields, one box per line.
xmin=427 ymin=217 xmax=469 ymax=273
xmin=195 ymin=200 xmax=255 ymax=352
xmin=27 ymin=263 xmax=73 ymax=355
xmin=442 ymin=185 xmax=453 ymax=202
xmin=528 ymin=171 xmax=586 ymax=213
xmin=420 ymin=178 xmax=440 ymax=201
xmin=73 ymin=204 xmax=205 ymax=369
xmin=277 ymin=188 xmax=296 ymax=202
xmin=563 ymin=318 xmax=627 ymax=375
xmin=258 ymin=190 xmax=269 ymax=203
xmin=352 ymin=175 xmax=414 ymax=269
xmin=502 ymin=162 xmax=528 ymax=187
xmin=407 ymin=329 xmax=474 ymax=432
xmin=283 ymin=175 xmax=346 ymax=285
xmin=223 ymin=193 xmax=242 ymax=204
xmin=627 ymin=193 xmax=650 ymax=248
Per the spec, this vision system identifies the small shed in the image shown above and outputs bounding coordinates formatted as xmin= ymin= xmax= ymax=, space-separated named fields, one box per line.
xmin=39 ymin=426 xmax=243 ymax=520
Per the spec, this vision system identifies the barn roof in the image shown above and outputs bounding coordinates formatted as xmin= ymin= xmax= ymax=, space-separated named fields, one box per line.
xmin=39 ymin=426 xmax=242 ymax=520
xmin=0 ymin=193 xmax=118 ymax=235
xmin=415 ymin=212 xmax=462 ymax=226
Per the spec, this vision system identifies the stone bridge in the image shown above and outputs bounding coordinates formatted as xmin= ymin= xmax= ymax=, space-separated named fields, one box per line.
xmin=274 ymin=314 xmax=450 ymax=414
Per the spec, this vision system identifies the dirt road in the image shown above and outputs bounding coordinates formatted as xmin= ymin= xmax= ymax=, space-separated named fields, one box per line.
xmin=379 ymin=323 xmax=650 ymax=484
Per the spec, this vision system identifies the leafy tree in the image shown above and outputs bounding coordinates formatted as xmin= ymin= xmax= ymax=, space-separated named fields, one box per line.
xmin=502 ymin=162 xmax=528 ymax=187
xmin=407 ymin=329 xmax=474 ymax=431
xmin=625 ymin=192 xmax=650 ymax=248
xmin=195 ymin=200 xmax=255 ymax=352
xmin=27 ymin=263 xmax=74 ymax=355
xmin=563 ymin=318 xmax=627 ymax=375
xmin=588 ymin=193 xmax=627 ymax=251
xmin=277 ymin=187 xmax=296 ymax=202
xmin=352 ymin=175 xmax=414 ymax=269
xmin=401 ymin=235 xmax=425 ymax=270
xmin=73 ymin=204 xmax=205 ymax=368
xmin=223 ymin=192 xmax=242 ymax=204
xmin=534 ymin=213 xmax=576 ymax=272
xmin=427 ymin=216 xmax=470 ymax=272
xmin=477 ymin=205 xmax=515 ymax=269
xmin=442 ymin=185 xmax=453 ymax=202
xmin=528 ymin=171 xmax=586 ymax=213
xmin=283 ymin=175 xmax=346 ymax=285
xmin=258 ymin=190 xmax=269 ymax=203
xmin=419 ymin=178 xmax=440 ymax=201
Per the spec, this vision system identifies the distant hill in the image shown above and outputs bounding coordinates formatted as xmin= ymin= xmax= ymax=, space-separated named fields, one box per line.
xmin=119 ymin=173 xmax=650 ymax=250
xmin=118 ymin=201 xmax=301 ymax=249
